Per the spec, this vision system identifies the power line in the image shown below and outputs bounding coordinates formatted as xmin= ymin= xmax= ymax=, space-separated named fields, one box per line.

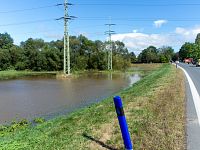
xmin=0 ymin=18 xmax=57 ymax=27
xmin=0 ymin=4 xmax=63 ymax=14
xmin=14 ymin=29 xmax=63 ymax=36
xmin=70 ymin=30 xmax=104 ymax=35
xmin=68 ymin=23 xmax=193 ymax=29
xmin=75 ymin=3 xmax=200 ymax=6
xmin=0 ymin=18 xmax=197 ymax=35
xmin=76 ymin=17 xmax=200 ymax=22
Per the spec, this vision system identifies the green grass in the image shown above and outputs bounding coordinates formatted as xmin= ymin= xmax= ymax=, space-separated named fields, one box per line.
xmin=0 ymin=70 xmax=57 ymax=80
xmin=0 ymin=64 xmax=185 ymax=150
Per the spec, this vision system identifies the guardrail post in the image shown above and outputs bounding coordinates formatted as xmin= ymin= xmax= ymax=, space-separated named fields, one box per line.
xmin=113 ymin=96 xmax=133 ymax=150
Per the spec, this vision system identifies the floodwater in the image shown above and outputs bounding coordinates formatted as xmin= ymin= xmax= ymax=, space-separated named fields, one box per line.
xmin=0 ymin=73 xmax=140 ymax=124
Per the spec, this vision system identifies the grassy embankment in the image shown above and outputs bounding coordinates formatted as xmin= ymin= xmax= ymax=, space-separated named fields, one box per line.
xmin=0 ymin=64 xmax=186 ymax=150
xmin=0 ymin=70 xmax=57 ymax=80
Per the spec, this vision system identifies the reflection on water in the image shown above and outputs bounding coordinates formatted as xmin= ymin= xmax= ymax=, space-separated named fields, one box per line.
xmin=128 ymin=74 xmax=141 ymax=86
xmin=0 ymin=72 xmax=140 ymax=123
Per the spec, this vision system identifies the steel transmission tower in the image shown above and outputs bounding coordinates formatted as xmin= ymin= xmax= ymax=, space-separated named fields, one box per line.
xmin=57 ymin=0 xmax=75 ymax=75
xmin=105 ymin=23 xmax=116 ymax=70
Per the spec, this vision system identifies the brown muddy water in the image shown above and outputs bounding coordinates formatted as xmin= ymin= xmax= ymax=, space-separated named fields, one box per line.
xmin=0 ymin=73 xmax=140 ymax=124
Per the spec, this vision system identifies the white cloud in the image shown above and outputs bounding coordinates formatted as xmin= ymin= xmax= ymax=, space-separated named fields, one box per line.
xmin=154 ymin=20 xmax=168 ymax=28
xmin=132 ymin=29 xmax=138 ymax=33
xmin=111 ymin=25 xmax=200 ymax=55
xmin=175 ymin=26 xmax=200 ymax=39
xmin=112 ymin=32 xmax=177 ymax=55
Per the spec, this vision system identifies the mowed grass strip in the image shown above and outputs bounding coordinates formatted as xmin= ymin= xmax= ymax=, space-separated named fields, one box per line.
xmin=0 ymin=64 xmax=185 ymax=150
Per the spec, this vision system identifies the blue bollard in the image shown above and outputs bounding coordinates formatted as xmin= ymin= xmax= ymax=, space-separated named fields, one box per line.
xmin=113 ymin=96 xmax=133 ymax=150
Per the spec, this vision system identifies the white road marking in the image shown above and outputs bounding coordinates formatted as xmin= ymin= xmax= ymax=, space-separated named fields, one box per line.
xmin=179 ymin=65 xmax=200 ymax=126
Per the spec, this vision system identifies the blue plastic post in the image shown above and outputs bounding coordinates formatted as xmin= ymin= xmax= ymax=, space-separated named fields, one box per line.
xmin=113 ymin=96 xmax=133 ymax=150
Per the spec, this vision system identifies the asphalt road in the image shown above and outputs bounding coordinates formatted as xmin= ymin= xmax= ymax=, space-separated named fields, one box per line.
xmin=178 ymin=63 xmax=200 ymax=150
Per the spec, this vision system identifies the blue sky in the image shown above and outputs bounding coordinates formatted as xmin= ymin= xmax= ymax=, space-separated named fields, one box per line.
xmin=1 ymin=0 xmax=200 ymax=54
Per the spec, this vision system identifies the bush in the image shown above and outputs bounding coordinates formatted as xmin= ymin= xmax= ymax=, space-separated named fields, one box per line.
xmin=15 ymin=62 xmax=26 ymax=70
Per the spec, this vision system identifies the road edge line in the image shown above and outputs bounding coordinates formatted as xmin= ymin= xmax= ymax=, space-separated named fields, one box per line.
xmin=179 ymin=65 xmax=200 ymax=126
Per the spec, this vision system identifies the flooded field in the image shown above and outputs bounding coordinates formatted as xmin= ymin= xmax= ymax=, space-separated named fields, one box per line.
xmin=0 ymin=72 xmax=140 ymax=123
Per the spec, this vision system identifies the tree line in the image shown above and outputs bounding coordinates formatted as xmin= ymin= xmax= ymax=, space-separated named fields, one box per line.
xmin=138 ymin=33 xmax=200 ymax=63
xmin=0 ymin=32 xmax=179 ymax=72
xmin=0 ymin=33 xmax=135 ymax=71
xmin=137 ymin=46 xmax=175 ymax=63
xmin=179 ymin=33 xmax=200 ymax=61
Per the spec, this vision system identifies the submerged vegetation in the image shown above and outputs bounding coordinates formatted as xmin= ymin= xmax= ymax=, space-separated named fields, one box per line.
xmin=0 ymin=64 xmax=186 ymax=149
xmin=0 ymin=70 xmax=56 ymax=80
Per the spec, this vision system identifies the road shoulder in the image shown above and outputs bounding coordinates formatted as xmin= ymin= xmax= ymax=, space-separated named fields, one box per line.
xmin=185 ymin=75 xmax=200 ymax=149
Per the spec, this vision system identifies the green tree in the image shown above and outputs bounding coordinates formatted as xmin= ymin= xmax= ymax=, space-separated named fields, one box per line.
xmin=0 ymin=32 xmax=132 ymax=71
xmin=130 ymin=52 xmax=136 ymax=63
xmin=192 ymin=44 xmax=200 ymax=60
xmin=21 ymin=38 xmax=45 ymax=70
xmin=42 ymin=45 xmax=61 ymax=71
xmin=179 ymin=42 xmax=195 ymax=60
xmin=138 ymin=46 xmax=159 ymax=63
xmin=9 ymin=46 xmax=26 ymax=68
xmin=195 ymin=33 xmax=200 ymax=45
xmin=94 ymin=40 xmax=107 ymax=70
xmin=0 ymin=32 xmax=13 ymax=49
xmin=159 ymin=46 xmax=174 ymax=63
xmin=0 ymin=49 xmax=11 ymax=70
xmin=111 ymin=41 xmax=131 ymax=70
xmin=172 ymin=52 xmax=179 ymax=62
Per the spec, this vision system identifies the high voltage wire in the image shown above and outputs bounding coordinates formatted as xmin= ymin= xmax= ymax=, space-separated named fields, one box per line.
xmin=78 ymin=17 xmax=200 ymax=19
xmin=14 ymin=29 xmax=63 ymax=36
xmin=1 ymin=2 xmax=200 ymax=15
xmin=2 ymin=16 xmax=200 ymax=27
xmin=76 ymin=17 xmax=200 ymax=22
xmin=0 ymin=4 xmax=63 ymax=14
xmin=0 ymin=18 xmax=57 ymax=27
xmin=75 ymin=3 xmax=200 ymax=6
xmin=1 ymin=2 xmax=200 ymax=39
xmin=1 ymin=2 xmax=200 ymax=14
xmin=1 ymin=18 xmax=200 ymax=27
xmin=69 ymin=21 xmax=194 ymax=28
xmin=78 ymin=19 xmax=200 ymax=22
xmin=70 ymin=31 xmax=104 ymax=35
